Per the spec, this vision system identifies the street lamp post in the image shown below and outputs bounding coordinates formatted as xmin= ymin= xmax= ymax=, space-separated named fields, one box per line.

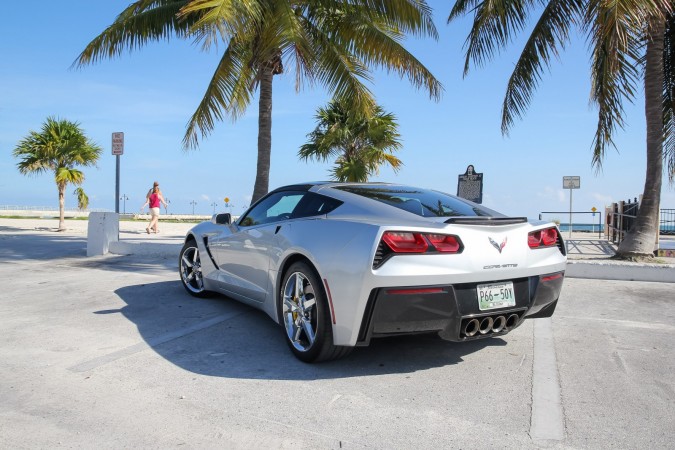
xmin=210 ymin=202 xmax=218 ymax=214
xmin=165 ymin=198 xmax=171 ymax=215
xmin=190 ymin=200 xmax=197 ymax=216
xmin=120 ymin=194 xmax=129 ymax=214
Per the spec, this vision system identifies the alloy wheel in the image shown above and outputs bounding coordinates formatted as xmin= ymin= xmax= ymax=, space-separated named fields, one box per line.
xmin=282 ymin=271 xmax=317 ymax=352
xmin=180 ymin=245 xmax=204 ymax=294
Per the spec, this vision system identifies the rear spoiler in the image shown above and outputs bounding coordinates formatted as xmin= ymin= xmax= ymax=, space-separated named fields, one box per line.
xmin=444 ymin=217 xmax=528 ymax=225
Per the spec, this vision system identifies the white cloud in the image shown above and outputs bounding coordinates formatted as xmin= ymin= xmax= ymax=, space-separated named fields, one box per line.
xmin=592 ymin=192 xmax=614 ymax=205
xmin=537 ymin=186 xmax=566 ymax=203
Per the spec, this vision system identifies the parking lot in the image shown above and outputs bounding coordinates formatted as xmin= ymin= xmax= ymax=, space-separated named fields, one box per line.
xmin=1 ymin=224 xmax=673 ymax=448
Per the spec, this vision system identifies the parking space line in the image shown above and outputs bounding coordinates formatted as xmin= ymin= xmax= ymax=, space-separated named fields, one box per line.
xmin=68 ymin=310 xmax=246 ymax=372
xmin=530 ymin=317 xmax=565 ymax=442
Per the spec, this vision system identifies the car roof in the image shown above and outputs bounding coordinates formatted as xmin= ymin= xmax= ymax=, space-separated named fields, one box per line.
xmin=272 ymin=181 xmax=403 ymax=192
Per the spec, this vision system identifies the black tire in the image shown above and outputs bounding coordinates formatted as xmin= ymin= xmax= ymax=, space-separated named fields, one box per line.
xmin=279 ymin=262 xmax=352 ymax=362
xmin=178 ymin=239 xmax=211 ymax=298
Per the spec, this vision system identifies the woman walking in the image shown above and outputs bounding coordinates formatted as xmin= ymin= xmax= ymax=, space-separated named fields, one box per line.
xmin=141 ymin=181 xmax=168 ymax=233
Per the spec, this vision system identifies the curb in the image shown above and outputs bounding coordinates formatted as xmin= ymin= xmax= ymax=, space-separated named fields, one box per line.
xmin=567 ymin=259 xmax=674 ymax=283
xmin=110 ymin=241 xmax=182 ymax=258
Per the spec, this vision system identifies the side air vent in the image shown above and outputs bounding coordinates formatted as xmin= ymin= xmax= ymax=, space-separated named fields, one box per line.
xmin=445 ymin=217 xmax=527 ymax=225
xmin=372 ymin=241 xmax=389 ymax=269
xmin=556 ymin=232 xmax=567 ymax=256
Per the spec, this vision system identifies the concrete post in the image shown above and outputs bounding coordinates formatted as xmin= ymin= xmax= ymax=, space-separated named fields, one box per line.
xmin=87 ymin=212 xmax=119 ymax=256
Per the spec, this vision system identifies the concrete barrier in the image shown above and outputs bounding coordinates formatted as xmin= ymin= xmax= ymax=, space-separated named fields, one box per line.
xmin=87 ymin=212 xmax=119 ymax=256
xmin=567 ymin=260 xmax=675 ymax=283
xmin=109 ymin=241 xmax=181 ymax=258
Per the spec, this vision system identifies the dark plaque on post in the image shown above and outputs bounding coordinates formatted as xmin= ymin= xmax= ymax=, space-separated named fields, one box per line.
xmin=457 ymin=164 xmax=483 ymax=204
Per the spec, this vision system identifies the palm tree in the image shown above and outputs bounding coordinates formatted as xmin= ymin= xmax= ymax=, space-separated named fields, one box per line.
xmin=299 ymin=98 xmax=402 ymax=182
xmin=74 ymin=0 xmax=442 ymax=203
xmin=448 ymin=1 xmax=675 ymax=260
xmin=13 ymin=117 xmax=102 ymax=231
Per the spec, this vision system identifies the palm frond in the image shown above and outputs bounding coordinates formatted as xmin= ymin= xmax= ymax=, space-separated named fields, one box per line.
xmin=73 ymin=0 xmax=192 ymax=67
xmin=55 ymin=167 xmax=85 ymax=185
xmin=448 ymin=0 xmax=481 ymax=23
xmin=178 ymin=0 xmax=263 ymax=50
xmin=332 ymin=157 xmax=369 ymax=182
xmin=74 ymin=187 xmax=90 ymax=211
xmin=585 ymin=0 xmax=645 ymax=168
xmin=501 ymin=0 xmax=585 ymax=135
xmin=183 ymin=38 xmax=257 ymax=149
xmin=330 ymin=7 xmax=443 ymax=100
xmin=453 ymin=0 xmax=538 ymax=75
xmin=306 ymin=23 xmax=376 ymax=115
xmin=357 ymin=0 xmax=438 ymax=39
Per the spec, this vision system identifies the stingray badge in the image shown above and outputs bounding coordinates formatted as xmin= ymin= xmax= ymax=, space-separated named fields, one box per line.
xmin=489 ymin=236 xmax=507 ymax=254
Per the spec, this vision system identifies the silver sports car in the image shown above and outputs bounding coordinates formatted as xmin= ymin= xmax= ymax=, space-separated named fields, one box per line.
xmin=179 ymin=182 xmax=566 ymax=362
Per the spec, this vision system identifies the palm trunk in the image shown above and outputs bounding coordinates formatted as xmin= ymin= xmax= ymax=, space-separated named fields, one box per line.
xmin=252 ymin=66 xmax=274 ymax=204
xmin=58 ymin=182 xmax=66 ymax=231
xmin=616 ymin=17 xmax=665 ymax=259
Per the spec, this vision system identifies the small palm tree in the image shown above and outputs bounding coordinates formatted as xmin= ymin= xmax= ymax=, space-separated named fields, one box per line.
xmin=13 ymin=117 xmax=102 ymax=231
xmin=299 ymin=99 xmax=402 ymax=182
xmin=75 ymin=0 xmax=441 ymax=202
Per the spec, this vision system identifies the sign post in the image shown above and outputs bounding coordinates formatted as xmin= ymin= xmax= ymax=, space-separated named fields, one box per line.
xmin=112 ymin=132 xmax=124 ymax=214
xmin=562 ymin=176 xmax=580 ymax=239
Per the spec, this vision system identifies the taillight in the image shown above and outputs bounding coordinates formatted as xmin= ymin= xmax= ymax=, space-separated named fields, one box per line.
xmin=382 ymin=232 xmax=428 ymax=253
xmin=528 ymin=227 xmax=559 ymax=249
xmin=426 ymin=234 xmax=461 ymax=253
xmin=375 ymin=231 xmax=463 ymax=269
xmin=380 ymin=231 xmax=462 ymax=254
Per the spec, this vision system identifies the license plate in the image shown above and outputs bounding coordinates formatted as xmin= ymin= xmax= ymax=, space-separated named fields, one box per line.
xmin=477 ymin=281 xmax=516 ymax=311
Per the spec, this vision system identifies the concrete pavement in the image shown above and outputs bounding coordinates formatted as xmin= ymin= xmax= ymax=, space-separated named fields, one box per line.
xmin=1 ymin=220 xmax=673 ymax=448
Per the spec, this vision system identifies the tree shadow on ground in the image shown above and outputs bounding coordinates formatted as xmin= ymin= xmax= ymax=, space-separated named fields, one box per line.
xmin=107 ymin=281 xmax=506 ymax=381
xmin=65 ymin=254 xmax=177 ymax=275
xmin=0 ymin=229 xmax=86 ymax=261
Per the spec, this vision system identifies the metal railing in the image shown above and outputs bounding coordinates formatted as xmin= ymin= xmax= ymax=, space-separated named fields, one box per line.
xmin=0 ymin=205 xmax=110 ymax=212
xmin=538 ymin=211 xmax=604 ymax=239
xmin=606 ymin=198 xmax=639 ymax=244
xmin=661 ymin=209 xmax=675 ymax=235
xmin=605 ymin=198 xmax=673 ymax=245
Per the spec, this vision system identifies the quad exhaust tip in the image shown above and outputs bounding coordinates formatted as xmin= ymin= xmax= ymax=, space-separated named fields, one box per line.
xmin=461 ymin=313 xmax=521 ymax=338
xmin=492 ymin=315 xmax=506 ymax=333
xmin=479 ymin=317 xmax=494 ymax=335
xmin=463 ymin=318 xmax=480 ymax=337
xmin=505 ymin=314 xmax=520 ymax=330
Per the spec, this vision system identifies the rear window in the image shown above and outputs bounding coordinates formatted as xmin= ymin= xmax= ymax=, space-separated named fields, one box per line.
xmin=335 ymin=185 xmax=499 ymax=218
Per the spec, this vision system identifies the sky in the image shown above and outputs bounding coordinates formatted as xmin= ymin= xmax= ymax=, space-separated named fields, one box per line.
xmin=1 ymin=1 xmax=673 ymax=222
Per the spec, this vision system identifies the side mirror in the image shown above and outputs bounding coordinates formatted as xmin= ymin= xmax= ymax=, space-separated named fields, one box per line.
xmin=214 ymin=213 xmax=231 ymax=225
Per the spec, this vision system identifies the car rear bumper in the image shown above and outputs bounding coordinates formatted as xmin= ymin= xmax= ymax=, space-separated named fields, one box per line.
xmin=356 ymin=271 xmax=564 ymax=345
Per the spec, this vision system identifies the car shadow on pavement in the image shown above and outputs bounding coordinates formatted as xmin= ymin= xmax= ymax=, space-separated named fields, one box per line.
xmin=112 ymin=281 xmax=505 ymax=380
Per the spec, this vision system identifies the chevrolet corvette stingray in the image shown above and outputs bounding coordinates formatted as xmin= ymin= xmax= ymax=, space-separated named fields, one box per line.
xmin=179 ymin=182 xmax=566 ymax=362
